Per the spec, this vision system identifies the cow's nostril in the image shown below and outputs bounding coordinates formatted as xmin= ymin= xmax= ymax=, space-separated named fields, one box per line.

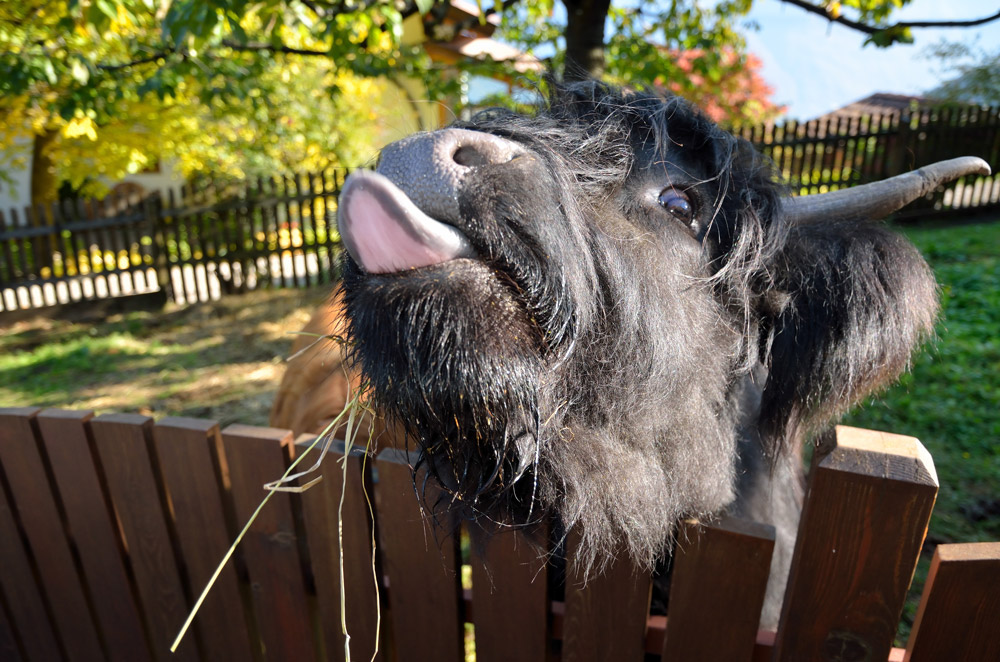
xmin=453 ymin=144 xmax=491 ymax=168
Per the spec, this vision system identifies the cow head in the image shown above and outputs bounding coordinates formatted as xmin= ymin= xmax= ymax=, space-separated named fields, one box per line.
xmin=337 ymin=81 xmax=988 ymax=568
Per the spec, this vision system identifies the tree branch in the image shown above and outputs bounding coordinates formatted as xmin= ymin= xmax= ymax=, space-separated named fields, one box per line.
xmin=780 ymin=0 xmax=1000 ymax=36
xmin=98 ymin=51 xmax=174 ymax=71
xmin=95 ymin=39 xmax=337 ymax=73
xmin=220 ymin=40 xmax=329 ymax=56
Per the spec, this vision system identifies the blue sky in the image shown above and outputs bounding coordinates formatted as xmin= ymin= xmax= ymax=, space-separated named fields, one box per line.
xmin=742 ymin=0 xmax=1000 ymax=119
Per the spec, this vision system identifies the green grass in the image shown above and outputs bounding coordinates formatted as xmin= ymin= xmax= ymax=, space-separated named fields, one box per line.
xmin=842 ymin=217 xmax=1000 ymax=641
xmin=844 ymin=219 xmax=1000 ymax=543
xmin=0 ymin=287 xmax=333 ymax=426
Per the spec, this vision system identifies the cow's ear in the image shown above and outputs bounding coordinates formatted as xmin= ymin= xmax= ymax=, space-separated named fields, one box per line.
xmin=757 ymin=219 xmax=938 ymax=453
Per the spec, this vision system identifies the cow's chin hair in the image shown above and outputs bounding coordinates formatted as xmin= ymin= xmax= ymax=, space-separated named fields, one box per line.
xmin=343 ymin=250 xmax=742 ymax=574
xmin=342 ymin=257 xmax=553 ymax=520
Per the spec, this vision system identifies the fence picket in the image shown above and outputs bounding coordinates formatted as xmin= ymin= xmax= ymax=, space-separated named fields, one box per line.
xmin=153 ymin=418 xmax=255 ymax=662
xmin=375 ymin=447 xmax=465 ymax=662
xmin=297 ymin=435 xmax=383 ymax=662
xmin=0 ymin=408 xmax=105 ymax=662
xmin=220 ymin=424 xmax=317 ymax=662
xmin=0 ymin=413 xmax=64 ymax=662
xmin=774 ymin=425 xmax=938 ymax=662
xmin=562 ymin=528 xmax=651 ymax=662
xmin=89 ymin=414 xmax=201 ymax=662
xmin=661 ymin=517 xmax=775 ymax=662
xmin=470 ymin=527 xmax=549 ymax=662
xmin=36 ymin=409 xmax=152 ymax=662
xmin=0 ymin=599 xmax=22 ymax=662
xmin=903 ymin=542 xmax=1000 ymax=662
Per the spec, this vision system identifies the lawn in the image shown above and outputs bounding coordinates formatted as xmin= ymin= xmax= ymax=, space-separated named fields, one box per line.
xmin=1 ymin=215 xmax=997 ymax=641
xmin=0 ymin=285 xmax=335 ymax=427
xmin=842 ymin=216 xmax=1000 ymax=639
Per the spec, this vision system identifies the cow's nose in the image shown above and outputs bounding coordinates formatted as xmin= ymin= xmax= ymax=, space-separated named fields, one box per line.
xmin=376 ymin=128 xmax=524 ymax=224
xmin=449 ymin=131 xmax=522 ymax=168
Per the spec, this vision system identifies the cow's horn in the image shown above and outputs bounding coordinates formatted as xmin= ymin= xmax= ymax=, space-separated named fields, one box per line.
xmin=783 ymin=156 xmax=991 ymax=225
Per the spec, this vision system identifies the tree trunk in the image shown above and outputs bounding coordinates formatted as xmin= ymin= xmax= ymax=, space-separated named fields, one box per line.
xmin=30 ymin=128 xmax=59 ymax=207
xmin=562 ymin=0 xmax=612 ymax=81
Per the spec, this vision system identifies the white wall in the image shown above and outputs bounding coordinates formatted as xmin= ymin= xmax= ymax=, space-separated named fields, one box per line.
xmin=0 ymin=138 xmax=34 ymax=217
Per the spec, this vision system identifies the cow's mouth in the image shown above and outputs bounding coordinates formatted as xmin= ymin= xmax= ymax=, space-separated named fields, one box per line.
xmin=338 ymin=170 xmax=477 ymax=274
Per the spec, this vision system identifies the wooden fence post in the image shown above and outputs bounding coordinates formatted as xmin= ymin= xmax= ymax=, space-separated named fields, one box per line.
xmin=36 ymin=409 xmax=152 ymax=662
xmin=0 ymin=408 xmax=105 ymax=662
xmin=374 ymin=447 xmax=465 ymax=662
xmin=774 ymin=426 xmax=938 ymax=662
xmin=220 ymin=424 xmax=317 ymax=662
xmin=562 ymin=529 xmax=652 ymax=662
xmin=662 ymin=517 xmax=775 ymax=662
xmin=153 ymin=418 xmax=255 ymax=662
xmin=147 ymin=193 xmax=173 ymax=304
xmin=903 ymin=542 xmax=1000 ymax=662
xmin=0 ymin=409 xmax=63 ymax=662
xmin=296 ymin=435 xmax=383 ymax=662
xmin=470 ymin=525 xmax=549 ymax=662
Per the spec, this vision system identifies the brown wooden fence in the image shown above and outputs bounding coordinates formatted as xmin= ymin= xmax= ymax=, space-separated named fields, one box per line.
xmin=1 ymin=408 xmax=998 ymax=661
xmin=2 ymin=103 xmax=999 ymax=315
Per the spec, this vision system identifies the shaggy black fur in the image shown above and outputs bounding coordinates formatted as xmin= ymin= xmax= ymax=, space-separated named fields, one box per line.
xmin=340 ymin=81 xmax=937 ymax=625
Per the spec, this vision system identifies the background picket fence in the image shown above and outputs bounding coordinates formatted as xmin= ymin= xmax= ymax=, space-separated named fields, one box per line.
xmin=1 ymin=408 xmax=998 ymax=662
xmin=1 ymin=103 xmax=998 ymax=315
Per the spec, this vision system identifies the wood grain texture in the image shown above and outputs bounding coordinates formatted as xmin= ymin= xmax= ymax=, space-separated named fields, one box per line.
xmin=0 ymin=597 xmax=23 ymax=662
xmin=662 ymin=517 xmax=775 ymax=662
xmin=89 ymin=414 xmax=200 ymax=662
xmin=153 ymin=418 xmax=255 ymax=662
xmin=297 ymin=435 xmax=382 ymax=662
xmin=221 ymin=424 xmax=316 ymax=662
xmin=562 ymin=528 xmax=652 ymax=662
xmin=904 ymin=542 xmax=1000 ymax=662
xmin=774 ymin=425 xmax=938 ymax=662
xmin=375 ymin=447 xmax=464 ymax=662
xmin=470 ymin=526 xmax=549 ymax=662
xmin=0 ymin=450 xmax=63 ymax=662
xmin=0 ymin=408 xmax=104 ymax=662
xmin=37 ymin=409 xmax=151 ymax=662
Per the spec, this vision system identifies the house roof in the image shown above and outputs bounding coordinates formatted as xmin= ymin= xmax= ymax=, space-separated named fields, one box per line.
xmin=811 ymin=93 xmax=937 ymax=122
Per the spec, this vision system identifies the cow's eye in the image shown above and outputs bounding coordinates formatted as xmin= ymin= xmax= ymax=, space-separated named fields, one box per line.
xmin=657 ymin=188 xmax=694 ymax=225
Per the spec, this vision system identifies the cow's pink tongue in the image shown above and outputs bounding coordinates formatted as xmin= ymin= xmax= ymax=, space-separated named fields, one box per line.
xmin=338 ymin=170 xmax=475 ymax=274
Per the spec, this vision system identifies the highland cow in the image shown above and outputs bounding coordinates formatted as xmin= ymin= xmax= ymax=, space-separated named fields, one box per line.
xmin=282 ymin=81 xmax=988 ymax=626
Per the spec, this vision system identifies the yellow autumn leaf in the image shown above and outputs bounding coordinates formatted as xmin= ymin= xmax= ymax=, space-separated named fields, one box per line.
xmin=63 ymin=116 xmax=98 ymax=141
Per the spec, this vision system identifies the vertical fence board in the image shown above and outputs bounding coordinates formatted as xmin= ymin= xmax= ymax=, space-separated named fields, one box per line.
xmin=89 ymin=414 xmax=200 ymax=662
xmin=153 ymin=418 xmax=255 ymax=661
xmin=0 ymin=408 xmax=104 ymax=662
xmin=774 ymin=426 xmax=938 ymax=662
xmin=904 ymin=542 xmax=1000 ymax=662
xmin=221 ymin=424 xmax=317 ymax=662
xmin=0 ymin=442 xmax=63 ymax=662
xmin=297 ymin=436 xmax=382 ymax=662
xmin=36 ymin=409 xmax=151 ymax=662
xmin=662 ymin=517 xmax=775 ymax=662
xmin=470 ymin=527 xmax=549 ymax=662
xmin=562 ymin=529 xmax=651 ymax=662
xmin=0 ymin=597 xmax=23 ymax=662
xmin=375 ymin=448 xmax=464 ymax=662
